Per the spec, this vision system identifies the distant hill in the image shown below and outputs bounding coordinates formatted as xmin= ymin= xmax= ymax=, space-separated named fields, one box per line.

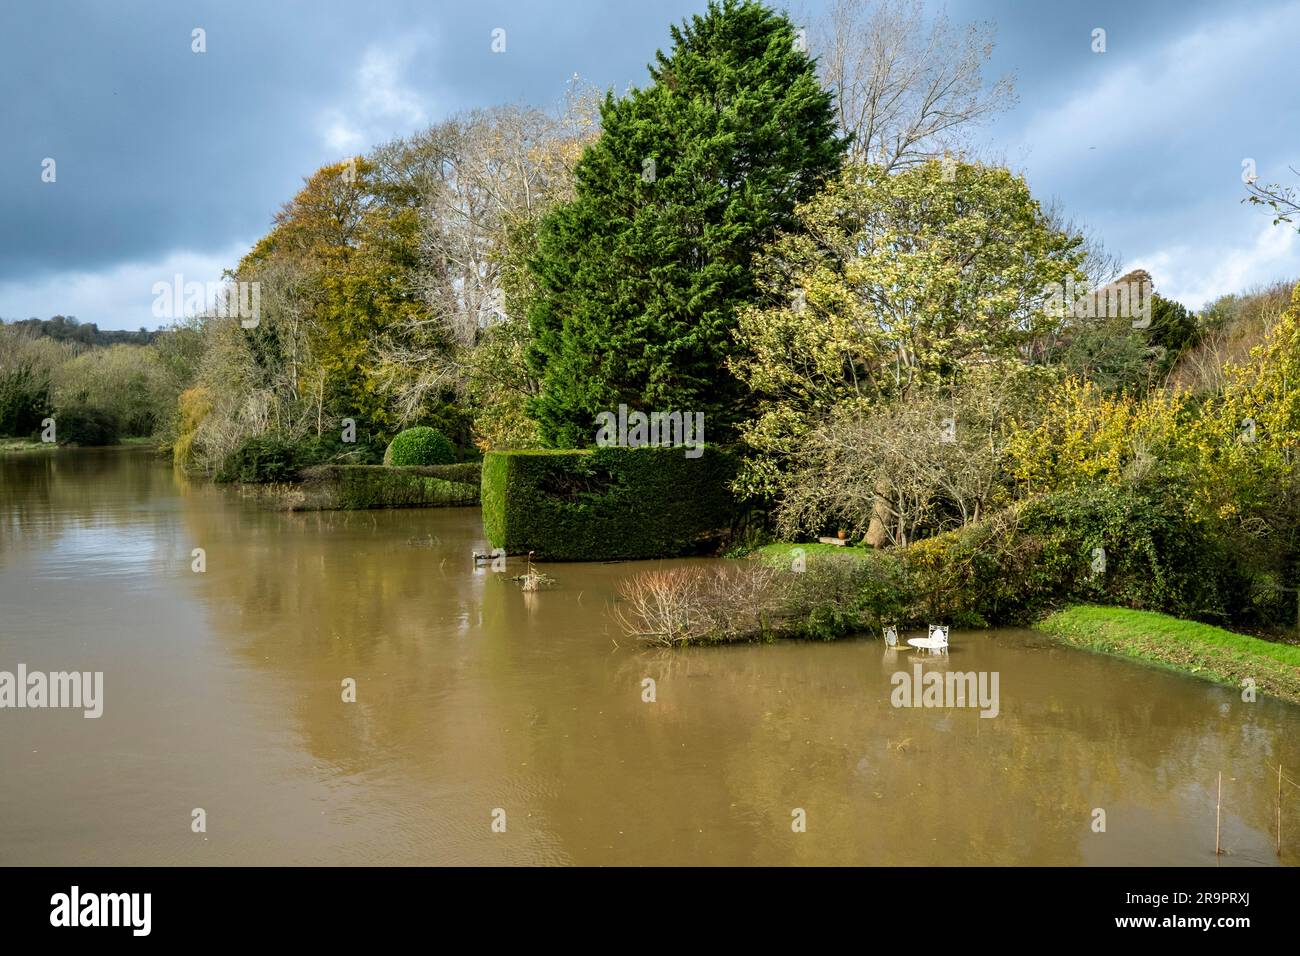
xmin=0 ymin=315 xmax=157 ymax=346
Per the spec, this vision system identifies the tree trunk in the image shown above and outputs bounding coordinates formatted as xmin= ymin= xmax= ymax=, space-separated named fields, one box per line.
xmin=866 ymin=480 xmax=891 ymax=548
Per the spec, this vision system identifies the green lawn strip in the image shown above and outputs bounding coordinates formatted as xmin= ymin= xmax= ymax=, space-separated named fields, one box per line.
xmin=1039 ymin=605 xmax=1300 ymax=705
xmin=749 ymin=541 xmax=873 ymax=566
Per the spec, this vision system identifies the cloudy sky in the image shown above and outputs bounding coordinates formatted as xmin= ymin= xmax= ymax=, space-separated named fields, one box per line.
xmin=2 ymin=0 xmax=1297 ymax=329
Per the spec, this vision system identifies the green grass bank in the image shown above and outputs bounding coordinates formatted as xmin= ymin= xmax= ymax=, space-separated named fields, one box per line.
xmin=1039 ymin=605 xmax=1300 ymax=705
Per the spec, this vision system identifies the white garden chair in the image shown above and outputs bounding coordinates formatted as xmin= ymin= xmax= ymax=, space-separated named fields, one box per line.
xmin=906 ymin=624 xmax=949 ymax=655
xmin=928 ymin=624 xmax=949 ymax=654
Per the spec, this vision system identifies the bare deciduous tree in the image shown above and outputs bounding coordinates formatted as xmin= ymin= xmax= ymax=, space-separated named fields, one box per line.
xmin=370 ymin=83 xmax=602 ymax=438
xmin=811 ymin=0 xmax=1016 ymax=170
xmin=777 ymin=366 xmax=1044 ymax=547
xmin=187 ymin=255 xmax=325 ymax=470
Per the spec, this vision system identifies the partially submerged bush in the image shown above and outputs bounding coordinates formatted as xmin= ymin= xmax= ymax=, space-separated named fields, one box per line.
xmin=784 ymin=552 xmax=909 ymax=639
xmin=214 ymin=432 xmax=386 ymax=484
xmin=614 ymin=553 xmax=903 ymax=646
xmin=215 ymin=434 xmax=300 ymax=483
xmin=616 ymin=569 xmax=703 ymax=645
xmin=54 ymin=405 xmax=120 ymax=446
xmin=615 ymin=564 xmax=788 ymax=646
xmin=512 ymin=553 xmax=556 ymax=592
xmin=384 ymin=426 xmax=455 ymax=466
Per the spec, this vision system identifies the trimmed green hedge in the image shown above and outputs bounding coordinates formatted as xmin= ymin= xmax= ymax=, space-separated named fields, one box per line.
xmin=297 ymin=463 xmax=480 ymax=510
xmin=482 ymin=447 xmax=739 ymax=560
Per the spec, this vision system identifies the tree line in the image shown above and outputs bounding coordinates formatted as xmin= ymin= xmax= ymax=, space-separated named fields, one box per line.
xmin=175 ymin=0 xmax=1029 ymax=470
xmin=2 ymin=315 xmax=156 ymax=347
xmin=9 ymin=0 xmax=1299 ymax=631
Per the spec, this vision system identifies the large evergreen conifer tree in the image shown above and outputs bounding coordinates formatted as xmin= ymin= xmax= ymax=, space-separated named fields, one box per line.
xmin=527 ymin=0 xmax=844 ymax=446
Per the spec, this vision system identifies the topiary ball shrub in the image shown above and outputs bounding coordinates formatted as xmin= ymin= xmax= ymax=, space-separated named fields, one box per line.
xmin=384 ymin=426 xmax=455 ymax=467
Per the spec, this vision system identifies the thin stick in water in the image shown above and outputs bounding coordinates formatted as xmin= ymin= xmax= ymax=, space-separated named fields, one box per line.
xmin=1215 ymin=771 xmax=1223 ymax=856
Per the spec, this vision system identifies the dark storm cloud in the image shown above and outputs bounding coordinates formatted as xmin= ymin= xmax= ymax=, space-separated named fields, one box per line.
xmin=2 ymin=0 xmax=1297 ymax=326
xmin=0 ymin=0 xmax=707 ymax=284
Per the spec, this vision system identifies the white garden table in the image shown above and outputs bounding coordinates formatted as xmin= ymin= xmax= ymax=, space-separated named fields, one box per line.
xmin=906 ymin=635 xmax=949 ymax=654
xmin=901 ymin=625 xmax=949 ymax=654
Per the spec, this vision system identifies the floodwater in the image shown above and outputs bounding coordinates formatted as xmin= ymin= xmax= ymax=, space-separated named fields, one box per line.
xmin=1 ymin=447 xmax=1297 ymax=866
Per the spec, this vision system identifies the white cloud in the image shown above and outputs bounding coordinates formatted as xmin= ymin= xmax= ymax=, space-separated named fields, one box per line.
xmin=1131 ymin=221 xmax=1298 ymax=310
xmin=357 ymin=46 xmax=429 ymax=127
xmin=321 ymin=113 xmax=365 ymax=153
xmin=0 ymin=243 xmax=251 ymax=330
xmin=1009 ymin=1 xmax=1300 ymax=308
xmin=316 ymin=38 xmax=433 ymax=156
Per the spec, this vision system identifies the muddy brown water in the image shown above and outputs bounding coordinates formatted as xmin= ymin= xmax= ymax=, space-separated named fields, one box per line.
xmin=1 ymin=447 xmax=1297 ymax=865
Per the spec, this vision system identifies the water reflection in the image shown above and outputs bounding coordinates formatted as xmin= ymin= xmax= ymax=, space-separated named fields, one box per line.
xmin=1 ymin=448 xmax=1297 ymax=865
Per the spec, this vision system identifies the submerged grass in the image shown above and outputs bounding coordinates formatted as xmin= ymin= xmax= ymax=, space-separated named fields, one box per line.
xmin=0 ymin=436 xmax=157 ymax=454
xmin=0 ymin=438 xmax=55 ymax=453
xmin=292 ymin=465 xmax=479 ymax=510
xmin=1039 ymin=605 xmax=1300 ymax=705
